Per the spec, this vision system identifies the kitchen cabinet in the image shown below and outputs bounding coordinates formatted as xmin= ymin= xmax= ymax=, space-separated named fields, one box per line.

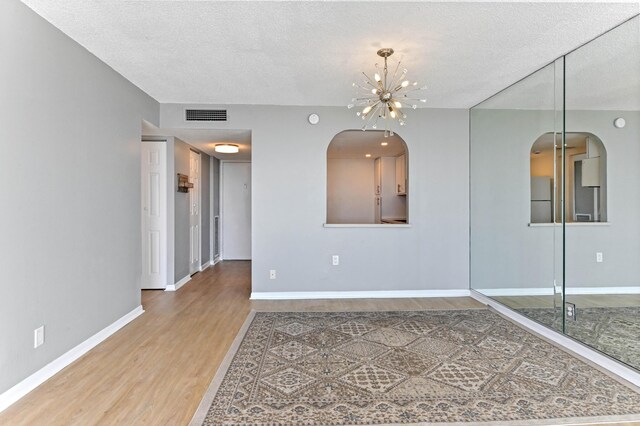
xmin=395 ymin=154 xmax=407 ymax=195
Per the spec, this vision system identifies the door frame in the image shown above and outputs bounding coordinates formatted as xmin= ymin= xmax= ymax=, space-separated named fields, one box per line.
xmin=220 ymin=160 xmax=251 ymax=260
xmin=189 ymin=149 xmax=202 ymax=274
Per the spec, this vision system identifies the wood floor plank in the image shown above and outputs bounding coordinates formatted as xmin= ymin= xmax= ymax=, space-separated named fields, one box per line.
xmin=1 ymin=261 xmax=637 ymax=425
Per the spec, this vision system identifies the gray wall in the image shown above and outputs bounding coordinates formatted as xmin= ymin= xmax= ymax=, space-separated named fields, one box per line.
xmin=174 ymin=138 xmax=191 ymax=282
xmin=470 ymin=109 xmax=640 ymax=292
xmin=327 ymin=158 xmax=375 ymax=224
xmin=173 ymin=139 xmax=212 ymax=281
xmin=201 ymin=153 xmax=211 ymax=264
xmin=161 ymin=105 xmax=470 ymax=294
xmin=0 ymin=1 xmax=159 ymax=394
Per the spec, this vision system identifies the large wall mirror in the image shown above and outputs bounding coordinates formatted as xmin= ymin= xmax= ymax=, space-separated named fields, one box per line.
xmin=326 ymin=130 xmax=408 ymax=225
xmin=472 ymin=14 xmax=640 ymax=371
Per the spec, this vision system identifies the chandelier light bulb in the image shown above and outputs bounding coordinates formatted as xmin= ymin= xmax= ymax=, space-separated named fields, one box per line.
xmin=374 ymin=73 xmax=381 ymax=82
xmin=394 ymin=101 xmax=402 ymax=108
xmin=362 ymin=105 xmax=372 ymax=115
xmin=401 ymin=80 xmax=409 ymax=88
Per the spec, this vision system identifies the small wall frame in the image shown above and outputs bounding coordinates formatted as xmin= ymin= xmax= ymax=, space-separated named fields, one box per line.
xmin=177 ymin=173 xmax=193 ymax=193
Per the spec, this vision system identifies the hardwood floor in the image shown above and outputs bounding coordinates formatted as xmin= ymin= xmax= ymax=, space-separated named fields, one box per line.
xmin=1 ymin=262 xmax=638 ymax=425
xmin=0 ymin=261 xmax=484 ymax=425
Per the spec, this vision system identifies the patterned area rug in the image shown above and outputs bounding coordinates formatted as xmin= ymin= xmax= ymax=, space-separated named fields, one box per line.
xmin=190 ymin=310 xmax=640 ymax=425
xmin=517 ymin=306 xmax=640 ymax=370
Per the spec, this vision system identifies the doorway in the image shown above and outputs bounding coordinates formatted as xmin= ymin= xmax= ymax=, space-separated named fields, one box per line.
xmin=221 ymin=162 xmax=251 ymax=260
xmin=141 ymin=140 xmax=168 ymax=289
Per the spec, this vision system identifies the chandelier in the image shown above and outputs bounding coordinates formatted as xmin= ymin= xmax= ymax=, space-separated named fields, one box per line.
xmin=348 ymin=48 xmax=426 ymax=136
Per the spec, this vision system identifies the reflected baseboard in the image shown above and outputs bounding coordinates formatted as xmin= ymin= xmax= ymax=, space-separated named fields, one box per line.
xmin=475 ymin=286 xmax=640 ymax=297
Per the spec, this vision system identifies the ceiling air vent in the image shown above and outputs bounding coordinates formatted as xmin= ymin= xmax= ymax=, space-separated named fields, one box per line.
xmin=185 ymin=109 xmax=227 ymax=122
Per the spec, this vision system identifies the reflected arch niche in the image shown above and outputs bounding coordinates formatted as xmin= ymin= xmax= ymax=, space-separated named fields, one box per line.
xmin=326 ymin=130 xmax=408 ymax=225
xmin=530 ymin=132 xmax=607 ymax=223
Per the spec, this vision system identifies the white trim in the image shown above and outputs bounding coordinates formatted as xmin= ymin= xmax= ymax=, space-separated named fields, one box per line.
xmin=250 ymin=289 xmax=470 ymax=300
xmin=470 ymin=290 xmax=640 ymax=387
xmin=165 ymin=274 xmax=191 ymax=292
xmin=200 ymin=260 xmax=211 ymax=271
xmin=0 ymin=305 xmax=144 ymax=413
xmin=567 ymin=286 xmax=640 ymax=295
xmin=528 ymin=222 xmax=610 ymax=227
xmin=475 ymin=286 xmax=640 ymax=297
xmin=323 ymin=223 xmax=411 ymax=228
xmin=476 ymin=287 xmax=554 ymax=296
xmin=212 ymin=255 xmax=221 ymax=266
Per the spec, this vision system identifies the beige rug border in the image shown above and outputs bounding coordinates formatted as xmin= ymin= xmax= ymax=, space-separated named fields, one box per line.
xmin=189 ymin=309 xmax=257 ymax=426
xmin=189 ymin=308 xmax=640 ymax=426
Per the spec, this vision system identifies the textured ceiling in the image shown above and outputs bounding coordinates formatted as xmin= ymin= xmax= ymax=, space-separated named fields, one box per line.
xmin=21 ymin=1 xmax=640 ymax=108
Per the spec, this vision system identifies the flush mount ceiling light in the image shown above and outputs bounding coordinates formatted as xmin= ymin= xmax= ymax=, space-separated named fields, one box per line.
xmin=214 ymin=144 xmax=239 ymax=154
xmin=349 ymin=48 xmax=427 ymax=137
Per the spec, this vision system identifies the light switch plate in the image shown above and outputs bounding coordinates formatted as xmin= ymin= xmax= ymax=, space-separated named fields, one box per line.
xmin=34 ymin=326 xmax=44 ymax=348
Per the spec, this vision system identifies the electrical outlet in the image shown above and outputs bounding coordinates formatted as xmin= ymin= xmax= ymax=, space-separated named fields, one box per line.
xmin=566 ymin=303 xmax=577 ymax=321
xmin=596 ymin=252 xmax=603 ymax=263
xmin=269 ymin=269 xmax=276 ymax=280
xmin=34 ymin=326 xmax=44 ymax=348
xmin=332 ymin=255 xmax=339 ymax=266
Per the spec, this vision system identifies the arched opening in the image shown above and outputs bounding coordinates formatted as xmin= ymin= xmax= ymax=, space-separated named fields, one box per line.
xmin=326 ymin=130 xmax=408 ymax=224
xmin=530 ymin=132 xmax=607 ymax=223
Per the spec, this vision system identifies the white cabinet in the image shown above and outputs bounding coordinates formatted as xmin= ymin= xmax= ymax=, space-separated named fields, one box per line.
xmin=395 ymin=154 xmax=407 ymax=195
xmin=581 ymin=157 xmax=600 ymax=187
xmin=381 ymin=156 xmax=406 ymax=221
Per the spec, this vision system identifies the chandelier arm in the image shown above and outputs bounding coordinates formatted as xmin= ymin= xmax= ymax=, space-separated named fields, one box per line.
xmin=388 ymin=59 xmax=402 ymax=90
xmin=353 ymin=82 xmax=372 ymax=91
xmin=388 ymin=72 xmax=407 ymax=94
xmin=362 ymin=72 xmax=377 ymax=88
xmin=365 ymin=104 xmax=383 ymax=124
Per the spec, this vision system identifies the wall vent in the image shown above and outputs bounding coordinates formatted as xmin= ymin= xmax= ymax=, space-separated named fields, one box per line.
xmin=185 ymin=109 xmax=227 ymax=122
xmin=214 ymin=216 xmax=220 ymax=256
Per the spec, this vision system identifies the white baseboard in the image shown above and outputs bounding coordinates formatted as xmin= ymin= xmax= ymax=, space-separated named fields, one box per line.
xmin=0 ymin=305 xmax=144 ymax=413
xmin=165 ymin=274 xmax=191 ymax=292
xmin=250 ymin=289 xmax=470 ymax=300
xmin=566 ymin=286 xmax=640 ymax=295
xmin=476 ymin=288 xmax=554 ymax=297
xmin=212 ymin=255 xmax=221 ymax=266
xmin=475 ymin=286 xmax=640 ymax=297
xmin=470 ymin=290 xmax=640 ymax=388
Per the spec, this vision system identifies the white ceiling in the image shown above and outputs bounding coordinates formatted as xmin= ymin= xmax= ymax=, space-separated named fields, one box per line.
xmin=142 ymin=120 xmax=252 ymax=160
xmin=21 ymin=1 xmax=640 ymax=109
xmin=328 ymin=130 xmax=406 ymax=159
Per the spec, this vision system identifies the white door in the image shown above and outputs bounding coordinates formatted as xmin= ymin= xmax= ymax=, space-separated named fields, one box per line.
xmin=189 ymin=151 xmax=201 ymax=274
xmin=141 ymin=141 xmax=167 ymax=289
xmin=222 ymin=162 xmax=251 ymax=260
